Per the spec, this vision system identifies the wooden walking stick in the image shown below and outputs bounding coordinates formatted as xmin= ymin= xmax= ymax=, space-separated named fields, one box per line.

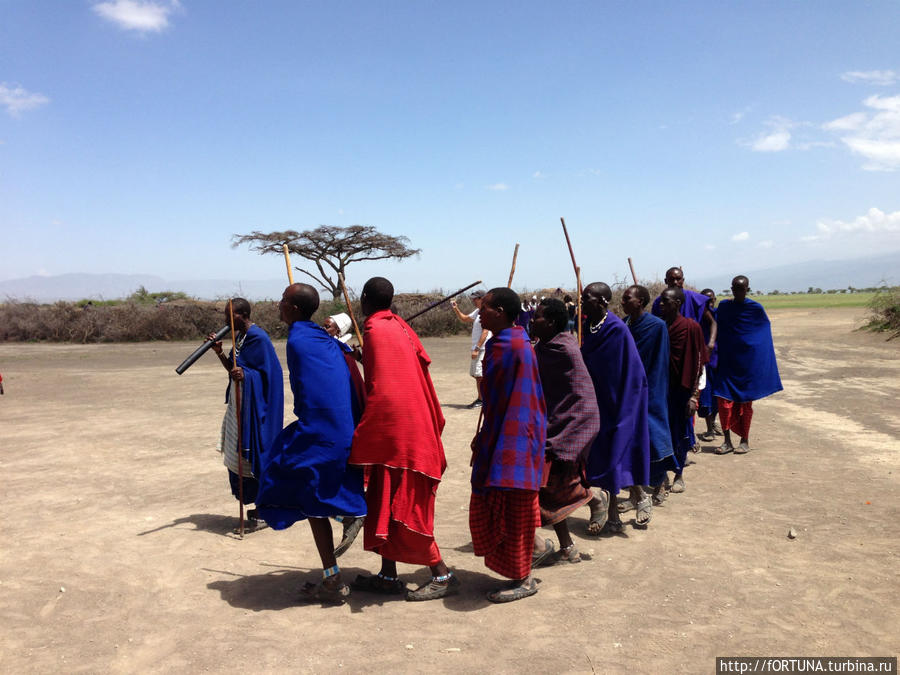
xmin=282 ymin=244 xmax=294 ymax=284
xmin=628 ymin=257 xmax=638 ymax=285
xmin=227 ymin=300 xmax=245 ymax=538
xmin=576 ymin=265 xmax=583 ymax=347
xmin=507 ymin=243 xmax=520 ymax=288
xmin=338 ymin=273 xmax=364 ymax=347
xmin=404 ymin=280 xmax=483 ymax=323
xmin=560 ymin=218 xmax=583 ymax=345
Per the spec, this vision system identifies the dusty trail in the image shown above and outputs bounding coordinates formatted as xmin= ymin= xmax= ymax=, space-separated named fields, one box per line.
xmin=0 ymin=307 xmax=897 ymax=673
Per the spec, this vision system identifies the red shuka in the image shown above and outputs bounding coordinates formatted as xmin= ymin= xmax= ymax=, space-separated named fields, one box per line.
xmin=349 ymin=310 xmax=447 ymax=564
xmin=668 ymin=314 xmax=708 ymax=391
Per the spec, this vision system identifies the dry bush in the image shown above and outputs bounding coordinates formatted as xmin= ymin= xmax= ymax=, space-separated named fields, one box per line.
xmin=866 ymin=286 xmax=900 ymax=340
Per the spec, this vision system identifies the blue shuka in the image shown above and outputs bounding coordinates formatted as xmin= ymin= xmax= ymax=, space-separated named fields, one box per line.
xmin=713 ymin=299 xmax=783 ymax=403
xmin=626 ymin=313 xmax=678 ymax=485
xmin=256 ymin=321 xmax=366 ymax=529
xmin=652 ymin=288 xmax=711 ymax=325
xmin=581 ymin=312 xmax=651 ymax=494
xmin=226 ymin=324 xmax=284 ymax=478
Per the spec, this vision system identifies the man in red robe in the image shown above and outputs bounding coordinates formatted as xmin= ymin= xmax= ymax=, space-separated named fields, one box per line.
xmin=349 ymin=277 xmax=458 ymax=601
xmin=659 ymin=287 xmax=707 ymax=494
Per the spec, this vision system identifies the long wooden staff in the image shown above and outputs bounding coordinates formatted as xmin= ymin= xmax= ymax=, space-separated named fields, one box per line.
xmin=338 ymin=273 xmax=364 ymax=347
xmin=403 ymin=280 xmax=483 ymax=323
xmin=560 ymin=218 xmax=582 ymax=345
xmin=507 ymin=243 xmax=520 ymax=288
xmin=227 ymin=300 xmax=245 ymax=538
xmin=282 ymin=244 xmax=294 ymax=284
xmin=628 ymin=257 xmax=637 ymax=285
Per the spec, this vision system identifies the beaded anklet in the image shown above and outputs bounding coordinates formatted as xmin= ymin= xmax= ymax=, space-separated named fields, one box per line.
xmin=376 ymin=573 xmax=399 ymax=582
xmin=432 ymin=572 xmax=453 ymax=583
xmin=323 ymin=564 xmax=340 ymax=579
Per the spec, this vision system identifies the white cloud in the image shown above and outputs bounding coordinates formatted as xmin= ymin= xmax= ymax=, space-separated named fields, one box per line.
xmin=742 ymin=116 xmax=796 ymax=152
xmin=805 ymin=207 xmax=900 ymax=242
xmin=532 ymin=171 xmax=545 ymax=179
xmin=823 ymin=112 xmax=867 ymax=132
xmin=92 ymin=0 xmax=178 ymax=33
xmin=732 ymin=231 xmax=750 ymax=242
xmin=729 ymin=111 xmax=745 ymax=125
xmin=757 ymin=240 xmax=774 ymax=249
xmin=0 ymin=83 xmax=50 ymax=116
xmin=823 ymin=95 xmax=900 ymax=170
xmin=486 ymin=183 xmax=508 ymax=191
xmin=703 ymin=244 xmax=716 ymax=251
xmin=841 ymin=70 xmax=897 ymax=86
xmin=337 ymin=208 xmax=344 ymax=215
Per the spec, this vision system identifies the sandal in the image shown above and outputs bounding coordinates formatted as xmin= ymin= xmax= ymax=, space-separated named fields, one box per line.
xmin=233 ymin=518 xmax=267 ymax=535
xmin=556 ymin=544 xmax=582 ymax=564
xmin=351 ymin=573 xmax=406 ymax=595
xmin=334 ymin=516 xmax=364 ymax=558
xmin=734 ymin=442 xmax=751 ymax=454
xmin=651 ymin=485 xmax=667 ymax=506
xmin=532 ymin=538 xmax=557 ymax=568
xmin=634 ymin=497 xmax=652 ymax=528
xmin=406 ymin=573 xmax=460 ymax=602
xmin=714 ymin=443 xmax=734 ymax=455
xmin=670 ymin=476 xmax=685 ymax=493
xmin=299 ymin=581 xmax=350 ymax=605
xmin=598 ymin=519 xmax=625 ymax=535
xmin=617 ymin=497 xmax=636 ymax=513
xmin=697 ymin=431 xmax=715 ymax=442
xmin=586 ymin=490 xmax=610 ymax=535
xmin=487 ymin=578 xmax=538 ymax=603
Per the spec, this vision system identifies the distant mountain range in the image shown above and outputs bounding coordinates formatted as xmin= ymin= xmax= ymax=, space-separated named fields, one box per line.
xmin=691 ymin=252 xmax=899 ymax=294
xmin=0 ymin=252 xmax=897 ymax=302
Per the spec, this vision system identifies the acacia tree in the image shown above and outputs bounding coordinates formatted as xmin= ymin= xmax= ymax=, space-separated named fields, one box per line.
xmin=232 ymin=225 xmax=420 ymax=299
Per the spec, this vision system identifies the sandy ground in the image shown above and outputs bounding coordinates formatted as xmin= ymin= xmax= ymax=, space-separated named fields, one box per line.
xmin=0 ymin=307 xmax=897 ymax=673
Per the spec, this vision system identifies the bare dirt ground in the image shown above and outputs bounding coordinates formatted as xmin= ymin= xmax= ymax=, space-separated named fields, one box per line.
xmin=1 ymin=307 xmax=897 ymax=673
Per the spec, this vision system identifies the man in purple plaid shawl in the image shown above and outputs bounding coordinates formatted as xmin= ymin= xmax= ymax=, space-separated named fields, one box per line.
xmin=532 ymin=298 xmax=603 ymax=564
xmin=470 ymin=287 xmax=547 ymax=603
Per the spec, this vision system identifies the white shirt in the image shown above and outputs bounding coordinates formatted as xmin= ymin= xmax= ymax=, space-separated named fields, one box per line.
xmin=469 ymin=309 xmax=491 ymax=350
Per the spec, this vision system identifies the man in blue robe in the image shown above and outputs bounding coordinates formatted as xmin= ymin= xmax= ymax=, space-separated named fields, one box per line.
xmin=713 ymin=276 xmax=783 ymax=454
xmin=210 ymin=298 xmax=283 ymax=532
xmin=652 ymin=266 xmax=717 ymax=352
xmin=622 ymin=285 xmax=677 ymax=510
xmin=256 ymin=283 xmax=367 ymax=604
xmin=581 ymin=282 xmax=651 ymax=534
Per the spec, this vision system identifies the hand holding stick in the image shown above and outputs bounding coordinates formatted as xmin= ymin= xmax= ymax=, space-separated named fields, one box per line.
xmin=404 ymin=280 xmax=483 ymax=323
xmin=227 ymin=300 xmax=245 ymax=538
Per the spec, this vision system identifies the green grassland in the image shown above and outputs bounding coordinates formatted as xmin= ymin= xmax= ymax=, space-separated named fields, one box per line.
xmin=739 ymin=292 xmax=878 ymax=309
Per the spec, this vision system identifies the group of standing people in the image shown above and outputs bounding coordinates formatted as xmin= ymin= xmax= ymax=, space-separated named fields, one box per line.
xmin=206 ymin=266 xmax=781 ymax=605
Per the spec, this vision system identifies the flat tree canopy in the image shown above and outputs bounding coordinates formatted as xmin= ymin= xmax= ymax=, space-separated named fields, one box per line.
xmin=232 ymin=225 xmax=420 ymax=299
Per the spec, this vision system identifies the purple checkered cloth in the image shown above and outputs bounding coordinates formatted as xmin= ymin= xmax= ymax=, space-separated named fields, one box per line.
xmin=471 ymin=326 xmax=547 ymax=492
xmin=535 ymin=331 xmax=600 ymax=462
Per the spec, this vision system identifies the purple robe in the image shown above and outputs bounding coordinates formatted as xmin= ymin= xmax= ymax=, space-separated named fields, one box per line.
xmin=581 ymin=312 xmax=651 ymax=493
xmin=535 ymin=331 xmax=600 ymax=463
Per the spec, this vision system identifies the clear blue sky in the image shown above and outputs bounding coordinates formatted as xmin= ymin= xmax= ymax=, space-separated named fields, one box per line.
xmin=2 ymin=1 xmax=898 ymax=294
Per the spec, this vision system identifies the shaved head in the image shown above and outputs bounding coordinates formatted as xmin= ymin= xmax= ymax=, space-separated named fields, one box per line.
xmin=664 ymin=267 xmax=685 ymax=288
xmin=731 ymin=275 xmax=750 ymax=301
xmin=284 ymin=283 xmax=320 ymax=319
xmin=584 ymin=282 xmax=612 ymax=304
xmin=361 ymin=276 xmax=394 ymax=315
